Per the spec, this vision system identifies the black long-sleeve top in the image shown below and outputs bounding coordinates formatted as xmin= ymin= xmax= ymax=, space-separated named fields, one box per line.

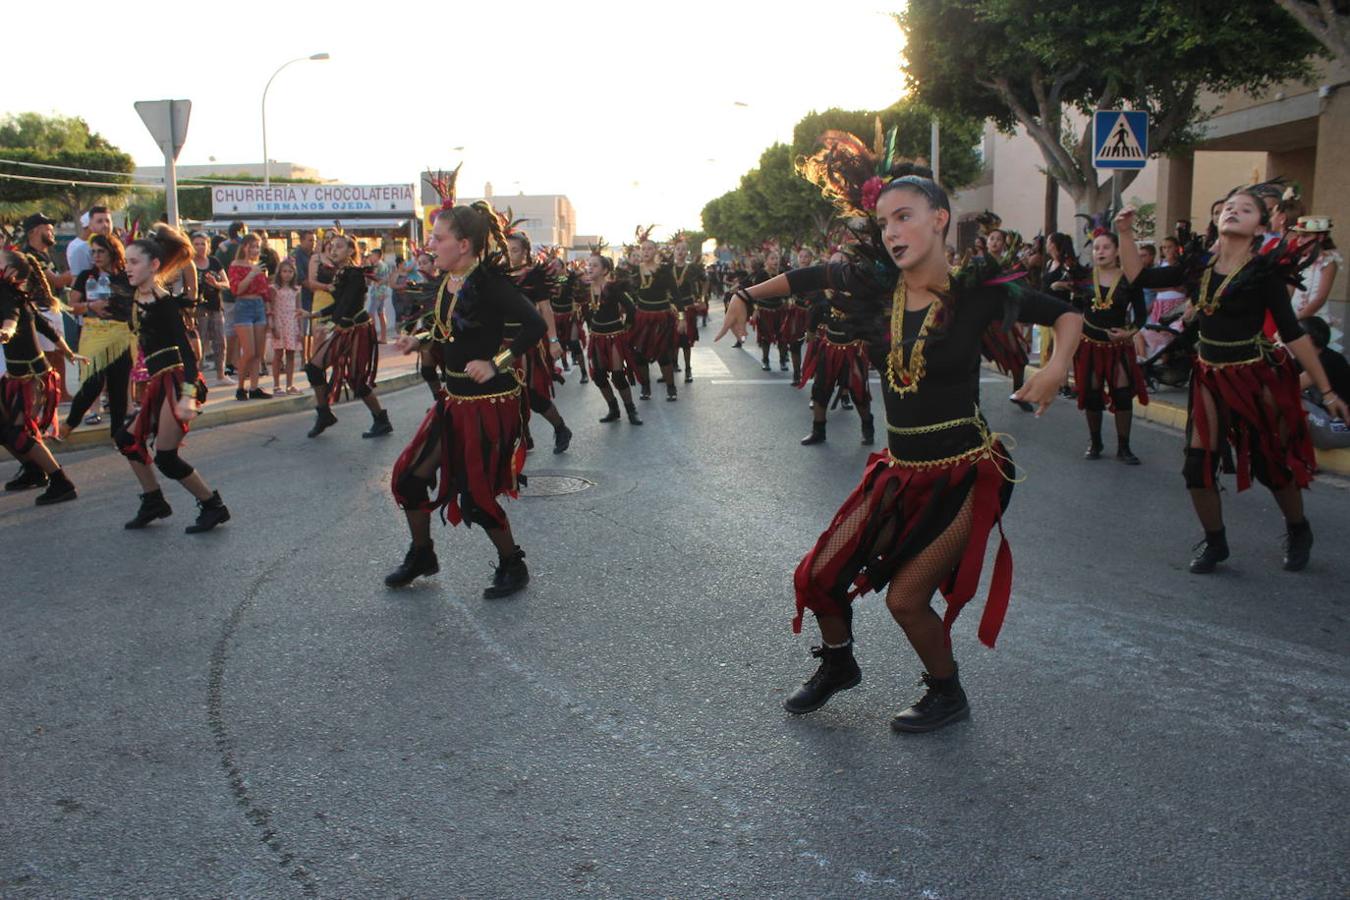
xmin=135 ymin=291 xmax=199 ymax=381
xmin=0 ymin=281 xmax=61 ymax=374
xmin=502 ymin=263 xmax=556 ymax=345
xmin=746 ymin=266 xmax=783 ymax=311
xmin=633 ymin=264 xmax=676 ymax=312
xmin=421 ymin=267 xmax=547 ymax=397
xmin=1134 ymin=262 xmax=1303 ymax=365
xmin=551 ymin=273 xmax=581 ymax=315
xmin=786 ymin=263 xmax=1077 ymax=462
xmin=670 ymin=262 xmax=705 ymax=309
xmin=583 ymin=279 xmax=636 ymax=335
xmin=808 ymin=290 xmax=863 ymax=344
xmin=1042 ymin=259 xmax=1087 ymax=311
xmin=329 ymin=266 xmax=372 ymax=329
xmin=1078 ymin=273 xmax=1149 ymax=341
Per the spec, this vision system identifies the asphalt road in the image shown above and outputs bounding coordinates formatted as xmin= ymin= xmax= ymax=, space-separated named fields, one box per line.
xmin=3 ymin=314 xmax=1347 ymax=899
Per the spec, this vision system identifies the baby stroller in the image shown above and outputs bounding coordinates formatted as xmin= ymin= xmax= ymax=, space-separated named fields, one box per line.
xmin=1139 ymin=307 xmax=1195 ymax=392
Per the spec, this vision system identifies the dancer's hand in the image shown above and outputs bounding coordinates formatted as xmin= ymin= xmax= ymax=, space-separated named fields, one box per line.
xmin=549 ymin=342 xmax=563 ymax=360
xmin=465 ymin=360 xmax=496 ymax=383
xmin=1107 ymin=327 xmax=1132 ymax=342
xmin=1114 ymin=207 xmax=1137 ymax=234
xmin=1011 ymin=365 xmax=1064 ymax=416
xmin=1325 ymin=391 xmax=1349 ymax=422
xmin=393 ymin=335 xmax=419 ymax=354
xmin=716 ymin=295 xmax=749 ymax=342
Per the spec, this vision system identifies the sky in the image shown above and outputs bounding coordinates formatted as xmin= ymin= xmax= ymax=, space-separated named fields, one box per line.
xmin=5 ymin=1 xmax=907 ymax=241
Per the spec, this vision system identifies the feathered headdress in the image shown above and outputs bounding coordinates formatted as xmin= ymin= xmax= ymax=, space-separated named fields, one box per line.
xmin=426 ymin=162 xmax=462 ymax=211
xmin=588 ymin=238 xmax=608 ymax=256
xmin=634 ymin=224 xmax=656 ymax=244
xmin=795 ymin=119 xmax=908 ymax=218
xmin=975 ymin=210 xmax=1002 ymax=236
xmin=499 ymin=205 xmax=527 ymax=238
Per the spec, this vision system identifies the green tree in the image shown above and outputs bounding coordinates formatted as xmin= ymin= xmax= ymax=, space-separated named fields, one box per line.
xmin=1276 ymin=0 xmax=1350 ymax=64
xmin=900 ymin=0 xmax=1317 ymax=216
xmin=0 ymin=112 xmax=134 ymax=222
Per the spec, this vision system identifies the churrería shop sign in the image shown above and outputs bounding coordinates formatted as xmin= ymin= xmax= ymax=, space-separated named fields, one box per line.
xmin=211 ymin=183 xmax=418 ymax=216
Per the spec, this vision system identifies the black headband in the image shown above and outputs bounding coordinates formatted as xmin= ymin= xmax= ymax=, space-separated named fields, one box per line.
xmin=882 ymin=175 xmax=949 ymax=211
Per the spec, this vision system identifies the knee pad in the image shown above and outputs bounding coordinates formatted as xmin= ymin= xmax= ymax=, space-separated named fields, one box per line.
xmin=1183 ymin=448 xmax=1218 ymax=490
xmin=355 ymin=384 xmax=373 ymax=400
xmin=810 ymin=379 xmax=833 ymax=408
xmin=1249 ymin=448 xmax=1275 ymax=490
xmin=0 ymin=422 xmax=22 ymax=453
xmin=153 ymin=449 xmax=194 ymax=480
xmin=114 ymin=428 xmax=144 ymax=462
xmin=529 ymin=391 xmax=552 ymax=415
xmin=395 ymin=470 xmax=431 ymax=505
xmin=420 ymin=364 xmax=440 ymax=386
xmin=461 ymin=495 xmax=500 ymax=530
xmin=591 ymin=368 xmax=610 ymax=390
xmin=1111 ymin=386 xmax=1135 ymax=411
xmin=1083 ymin=391 xmax=1106 ymax=413
xmin=304 ymin=362 xmax=325 ymax=388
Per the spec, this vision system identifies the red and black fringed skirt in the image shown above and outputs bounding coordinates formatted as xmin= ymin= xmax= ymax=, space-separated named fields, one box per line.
xmin=125 ymin=362 xmax=201 ymax=464
xmin=754 ymin=306 xmax=786 ymax=347
xmin=792 ymin=435 xmax=1016 ymax=649
xmin=390 ymin=379 xmax=526 ymax=529
xmin=1073 ymin=334 xmax=1149 ymax=411
xmin=512 ymin=341 xmax=556 ymax=402
xmin=0 ymin=360 xmax=58 ymax=454
xmin=980 ymin=322 xmax=1030 ymax=376
xmin=780 ymin=306 xmax=811 ymax=345
xmin=554 ymin=310 xmax=586 ymax=347
xmin=1188 ymin=340 xmax=1315 ymax=493
xmin=629 ymin=308 xmax=678 ymax=361
xmin=679 ymin=307 xmax=701 ymax=347
xmin=325 ymin=320 xmax=379 ymax=400
xmin=797 ymin=331 xmax=871 ymax=405
xmin=588 ymin=328 xmax=640 ymax=385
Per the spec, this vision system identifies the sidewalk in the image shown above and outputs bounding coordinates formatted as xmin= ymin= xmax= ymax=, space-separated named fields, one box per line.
xmin=53 ymin=342 xmax=423 ymax=453
xmin=1010 ymin=362 xmax=1350 ymax=477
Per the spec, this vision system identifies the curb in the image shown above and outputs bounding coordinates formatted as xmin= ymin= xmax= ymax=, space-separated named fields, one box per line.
xmin=994 ymin=363 xmax=1350 ymax=477
xmin=54 ymin=371 xmax=424 ymax=453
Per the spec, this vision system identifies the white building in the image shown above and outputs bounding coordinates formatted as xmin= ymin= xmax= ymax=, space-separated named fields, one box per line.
xmin=429 ymin=177 xmax=577 ymax=250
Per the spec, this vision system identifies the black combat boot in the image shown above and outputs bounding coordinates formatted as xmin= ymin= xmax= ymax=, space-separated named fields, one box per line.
xmin=5 ymin=462 xmax=47 ymax=491
xmin=185 ymin=491 xmax=231 ymax=533
xmin=801 ymin=421 xmax=826 ymax=446
xmin=124 ymin=489 xmax=172 ymax=529
xmin=1282 ymin=519 xmax=1313 ymax=572
xmin=599 ymin=399 xmax=621 ymax=423
xmin=626 ymin=403 xmax=643 ymax=426
xmin=385 ymin=541 xmax=440 ymax=587
xmin=33 ymin=468 xmax=76 ymax=505
xmin=1116 ymin=441 xmax=1140 ymax=465
xmin=362 ymin=409 xmax=393 ymax=438
xmin=1189 ymin=529 xmax=1229 ymax=574
xmin=484 ymin=547 xmax=529 ymax=599
xmin=307 ymin=407 xmax=338 ymax=438
xmin=860 ymin=414 xmax=875 ymax=446
xmin=553 ymin=423 xmax=573 ymax=454
xmin=890 ymin=668 xmax=970 ymax=733
xmin=783 ymin=642 xmax=862 ymax=714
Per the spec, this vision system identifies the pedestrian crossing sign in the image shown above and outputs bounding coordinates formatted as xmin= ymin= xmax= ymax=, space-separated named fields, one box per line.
xmin=1093 ymin=110 xmax=1149 ymax=170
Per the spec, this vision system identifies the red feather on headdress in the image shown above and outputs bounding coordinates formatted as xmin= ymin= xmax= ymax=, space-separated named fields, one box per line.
xmin=427 ymin=161 xmax=462 ymax=211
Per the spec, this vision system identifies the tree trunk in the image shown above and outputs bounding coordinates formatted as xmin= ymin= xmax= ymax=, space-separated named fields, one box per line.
xmin=1044 ymin=174 xmax=1059 ymax=235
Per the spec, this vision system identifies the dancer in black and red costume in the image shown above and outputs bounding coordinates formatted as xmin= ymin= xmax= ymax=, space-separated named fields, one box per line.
xmin=583 ymin=250 xmax=644 ymax=425
xmin=1056 ymin=229 xmax=1150 ymax=463
xmin=669 ymin=236 xmax=706 ymax=383
xmin=0 ymin=249 xmax=84 ymax=505
xmin=114 ymin=225 xmax=231 ymax=533
xmin=385 ymin=202 xmax=546 ymax=597
xmin=747 ymin=249 xmax=791 ymax=372
xmin=976 ymin=214 xmax=1036 ymax=413
xmin=719 ymin=134 xmax=1082 ymax=732
xmin=1116 ymin=197 xmax=1347 ymax=574
xmin=627 ymin=227 xmax=680 ymax=401
xmin=797 ymin=248 xmax=875 ymax=447
xmin=303 ymin=233 xmax=393 ymax=440
xmin=780 ymin=246 xmax=817 ymax=383
xmin=551 ymin=259 xmax=588 ymax=383
xmin=505 ymin=230 xmax=572 ymax=454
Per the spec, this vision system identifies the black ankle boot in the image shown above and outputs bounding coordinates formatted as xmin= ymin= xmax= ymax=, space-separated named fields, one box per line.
xmin=124 ymin=489 xmax=172 ymax=529
xmin=841 ymin=394 xmax=853 ymax=410
xmin=34 ymin=468 xmax=76 ymax=506
xmin=1282 ymin=519 xmax=1313 ymax=572
xmin=801 ymin=421 xmax=826 ymax=445
xmin=599 ymin=400 xmax=621 ymax=423
xmin=185 ymin=491 xmax=230 ymax=533
xmin=891 ymin=668 xmax=970 ymax=733
xmin=684 ymin=366 xmax=693 ymax=384
xmin=5 ymin=463 xmax=47 ymax=492
xmin=666 ymin=383 xmax=678 ymax=402
xmin=307 ymin=407 xmax=338 ymax=438
xmin=761 ymin=356 xmax=771 ymax=371
xmin=860 ymin=414 xmax=875 ymax=446
xmin=1116 ymin=443 xmax=1141 ymax=465
xmin=385 ymin=541 xmax=439 ymax=587
xmin=484 ymin=548 xmax=529 ymax=599
xmin=578 ymin=361 xmax=589 ymax=384
xmin=553 ymin=423 xmax=573 ymax=454
xmin=639 ymin=385 xmax=652 ymax=400
xmin=784 ymin=642 xmax=862 ymax=714
xmin=1189 ymin=529 xmax=1229 ymax=574
xmin=1084 ymin=439 xmax=1104 ymax=460
xmin=626 ymin=403 xmax=643 ymax=426
xmin=362 ymin=410 xmax=393 ymax=438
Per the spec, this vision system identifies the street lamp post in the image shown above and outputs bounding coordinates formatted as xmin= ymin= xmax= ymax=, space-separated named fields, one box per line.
xmin=262 ymin=52 xmax=330 ymax=187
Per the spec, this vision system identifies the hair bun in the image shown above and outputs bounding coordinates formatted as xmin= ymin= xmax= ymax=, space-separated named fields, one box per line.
xmin=886 ymin=162 xmax=935 ymax=181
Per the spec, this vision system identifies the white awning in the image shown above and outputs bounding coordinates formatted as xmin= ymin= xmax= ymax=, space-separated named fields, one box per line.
xmin=186 ymin=218 xmax=410 ymax=232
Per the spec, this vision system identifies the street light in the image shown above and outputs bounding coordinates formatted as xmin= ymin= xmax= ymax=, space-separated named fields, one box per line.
xmin=262 ymin=52 xmax=330 ymax=187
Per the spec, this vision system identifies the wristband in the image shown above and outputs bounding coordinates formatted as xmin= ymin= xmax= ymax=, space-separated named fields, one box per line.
xmin=491 ymin=349 xmax=513 ymax=371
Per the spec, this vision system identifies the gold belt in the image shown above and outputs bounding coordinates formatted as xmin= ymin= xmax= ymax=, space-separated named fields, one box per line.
xmin=1197 ymin=333 xmax=1269 ymax=368
xmin=2 ymin=355 xmax=51 ymax=379
xmin=884 ymin=414 xmax=1000 ymax=469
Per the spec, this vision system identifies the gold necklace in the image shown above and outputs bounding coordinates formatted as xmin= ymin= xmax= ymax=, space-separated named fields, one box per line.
xmin=1092 ymin=268 xmax=1121 ymax=311
xmin=886 ymin=280 xmax=940 ymax=396
xmin=673 ymin=263 xmax=688 ymax=287
xmin=1196 ymin=257 xmax=1250 ymax=316
xmin=434 ymin=267 xmax=474 ymax=342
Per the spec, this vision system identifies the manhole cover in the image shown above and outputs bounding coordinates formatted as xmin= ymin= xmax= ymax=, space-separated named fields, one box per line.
xmin=519 ymin=475 xmax=594 ymax=497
